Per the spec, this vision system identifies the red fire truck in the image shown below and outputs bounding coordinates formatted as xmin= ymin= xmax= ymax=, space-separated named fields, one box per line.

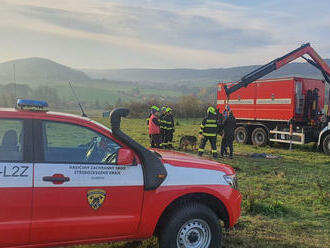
xmin=0 ymin=100 xmax=241 ymax=248
xmin=217 ymin=43 xmax=330 ymax=154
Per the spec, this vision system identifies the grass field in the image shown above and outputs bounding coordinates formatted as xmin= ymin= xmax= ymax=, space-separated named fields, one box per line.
xmin=75 ymin=117 xmax=330 ymax=248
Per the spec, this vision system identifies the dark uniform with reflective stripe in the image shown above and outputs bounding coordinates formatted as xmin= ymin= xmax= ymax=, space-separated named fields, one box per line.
xmin=163 ymin=114 xmax=175 ymax=148
xmin=198 ymin=113 xmax=219 ymax=158
xmin=159 ymin=114 xmax=167 ymax=147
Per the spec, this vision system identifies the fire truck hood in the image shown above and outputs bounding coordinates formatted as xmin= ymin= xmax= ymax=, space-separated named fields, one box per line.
xmin=151 ymin=149 xmax=235 ymax=175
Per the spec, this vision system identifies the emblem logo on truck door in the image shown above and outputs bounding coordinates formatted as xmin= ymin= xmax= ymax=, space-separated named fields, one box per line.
xmin=87 ymin=189 xmax=106 ymax=210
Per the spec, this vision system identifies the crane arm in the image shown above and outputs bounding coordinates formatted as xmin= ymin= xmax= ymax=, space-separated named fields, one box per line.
xmin=224 ymin=43 xmax=330 ymax=97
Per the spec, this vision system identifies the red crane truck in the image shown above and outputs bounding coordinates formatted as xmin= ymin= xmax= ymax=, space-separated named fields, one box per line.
xmin=217 ymin=43 xmax=330 ymax=154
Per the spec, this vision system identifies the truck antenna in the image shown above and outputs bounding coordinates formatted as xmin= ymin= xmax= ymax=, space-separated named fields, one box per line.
xmin=68 ymin=82 xmax=88 ymax=117
xmin=13 ymin=64 xmax=17 ymax=106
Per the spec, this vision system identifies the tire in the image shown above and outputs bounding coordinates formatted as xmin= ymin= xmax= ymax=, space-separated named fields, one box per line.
xmin=234 ymin=126 xmax=249 ymax=144
xmin=251 ymin=127 xmax=268 ymax=146
xmin=159 ymin=202 xmax=221 ymax=248
xmin=322 ymin=134 xmax=330 ymax=155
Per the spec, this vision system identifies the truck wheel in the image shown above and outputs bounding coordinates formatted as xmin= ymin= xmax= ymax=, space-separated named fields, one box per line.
xmin=322 ymin=134 xmax=330 ymax=155
xmin=159 ymin=202 xmax=221 ymax=248
xmin=234 ymin=126 xmax=249 ymax=144
xmin=251 ymin=128 xmax=268 ymax=146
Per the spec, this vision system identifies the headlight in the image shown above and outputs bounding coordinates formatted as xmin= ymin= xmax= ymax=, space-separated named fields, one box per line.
xmin=223 ymin=174 xmax=238 ymax=189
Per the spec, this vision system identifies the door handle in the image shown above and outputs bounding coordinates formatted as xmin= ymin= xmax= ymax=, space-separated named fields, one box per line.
xmin=43 ymin=174 xmax=70 ymax=184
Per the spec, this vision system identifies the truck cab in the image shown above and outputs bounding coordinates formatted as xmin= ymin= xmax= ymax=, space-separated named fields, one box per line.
xmin=0 ymin=100 xmax=241 ymax=248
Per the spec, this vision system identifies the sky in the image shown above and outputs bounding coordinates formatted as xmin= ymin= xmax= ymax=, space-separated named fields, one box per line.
xmin=0 ymin=0 xmax=329 ymax=69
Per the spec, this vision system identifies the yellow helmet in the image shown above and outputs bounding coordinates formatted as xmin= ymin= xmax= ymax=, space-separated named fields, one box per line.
xmin=207 ymin=106 xmax=216 ymax=115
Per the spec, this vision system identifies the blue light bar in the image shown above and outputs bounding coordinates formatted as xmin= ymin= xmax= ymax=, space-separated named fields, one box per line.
xmin=17 ymin=99 xmax=49 ymax=111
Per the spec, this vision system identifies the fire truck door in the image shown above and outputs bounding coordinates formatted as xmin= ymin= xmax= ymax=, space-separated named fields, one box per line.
xmin=0 ymin=119 xmax=33 ymax=247
xmin=31 ymin=120 xmax=144 ymax=244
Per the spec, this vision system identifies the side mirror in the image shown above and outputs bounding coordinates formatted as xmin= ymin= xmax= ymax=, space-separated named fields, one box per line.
xmin=117 ymin=148 xmax=135 ymax=165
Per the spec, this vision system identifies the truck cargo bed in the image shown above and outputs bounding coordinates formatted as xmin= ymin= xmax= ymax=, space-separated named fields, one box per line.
xmin=217 ymin=77 xmax=325 ymax=123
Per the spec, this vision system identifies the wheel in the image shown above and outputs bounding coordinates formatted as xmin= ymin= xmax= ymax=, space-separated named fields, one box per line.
xmin=159 ymin=202 xmax=221 ymax=248
xmin=234 ymin=126 xmax=249 ymax=144
xmin=251 ymin=127 xmax=268 ymax=146
xmin=322 ymin=134 xmax=330 ymax=155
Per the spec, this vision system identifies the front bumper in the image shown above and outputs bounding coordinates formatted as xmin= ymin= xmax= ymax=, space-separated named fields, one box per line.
xmin=227 ymin=189 xmax=242 ymax=227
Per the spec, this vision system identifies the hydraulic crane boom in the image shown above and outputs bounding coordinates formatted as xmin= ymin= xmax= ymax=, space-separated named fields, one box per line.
xmin=224 ymin=43 xmax=330 ymax=98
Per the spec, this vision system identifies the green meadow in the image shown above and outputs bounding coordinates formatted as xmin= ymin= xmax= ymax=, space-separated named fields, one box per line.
xmin=76 ymin=117 xmax=329 ymax=248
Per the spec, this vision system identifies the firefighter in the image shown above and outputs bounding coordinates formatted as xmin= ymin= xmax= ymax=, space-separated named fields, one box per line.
xmin=149 ymin=106 xmax=161 ymax=148
xmin=146 ymin=105 xmax=158 ymax=126
xmin=220 ymin=110 xmax=236 ymax=159
xmin=159 ymin=106 xmax=167 ymax=148
xmin=217 ymin=110 xmax=224 ymax=135
xmin=163 ymin=107 xmax=175 ymax=148
xmin=198 ymin=106 xmax=219 ymax=158
xmin=147 ymin=105 xmax=158 ymax=147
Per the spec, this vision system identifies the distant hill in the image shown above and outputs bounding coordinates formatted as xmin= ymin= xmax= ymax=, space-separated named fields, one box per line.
xmin=0 ymin=57 xmax=329 ymax=107
xmin=0 ymin=57 xmax=90 ymax=83
xmin=0 ymin=57 xmax=187 ymax=106
xmin=83 ymin=59 xmax=330 ymax=85
xmin=1 ymin=57 xmax=329 ymax=86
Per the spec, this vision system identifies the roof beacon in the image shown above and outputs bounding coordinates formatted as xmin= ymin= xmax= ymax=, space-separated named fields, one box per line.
xmin=16 ymin=99 xmax=49 ymax=112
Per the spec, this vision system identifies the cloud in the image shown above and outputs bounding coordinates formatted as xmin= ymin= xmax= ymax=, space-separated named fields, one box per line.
xmin=0 ymin=0 xmax=329 ymax=68
xmin=14 ymin=3 xmax=275 ymax=53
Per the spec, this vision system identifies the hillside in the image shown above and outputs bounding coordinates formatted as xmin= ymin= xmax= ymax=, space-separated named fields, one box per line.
xmin=1 ymin=57 xmax=329 ymax=86
xmin=0 ymin=57 xmax=90 ymax=83
xmin=0 ymin=58 xmax=186 ymax=107
xmin=83 ymin=59 xmax=330 ymax=85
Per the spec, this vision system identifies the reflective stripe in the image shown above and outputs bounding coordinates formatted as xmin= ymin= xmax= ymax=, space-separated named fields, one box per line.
xmin=212 ymin=150 xmax=217 ymax=153
xmin=204 ymin=124 xmax=217 ymax=128
xmin=200 ymin=124 xmax=205 ymax=128
xmin=198 ymin=148 xmax=204 ymax=152
xmin=217 ymin=99 xmax=254 ymax=104
xmin=0 ymin=163 xmax=33 ymax=187
xmin=162 ymin=127 xmax=174 ymax=130
xmin=162 ymin=163 xmax=227 ymax=186
xmin=34 ymin=164 xmax=144 ymax=187
xmin=256 ymin=98 xmax=292 ymax=104
xmin=203 ymin=133 xmax=216 ymax=137
xmin=206 ymin=120 xmax=217 ymax=123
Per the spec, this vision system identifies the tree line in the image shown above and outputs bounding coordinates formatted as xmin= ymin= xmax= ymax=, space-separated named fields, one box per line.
xmin=1 ymin=83 xmax=216 ymax=118
xmin=116 ymin=95 xmax=214 ymax=118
